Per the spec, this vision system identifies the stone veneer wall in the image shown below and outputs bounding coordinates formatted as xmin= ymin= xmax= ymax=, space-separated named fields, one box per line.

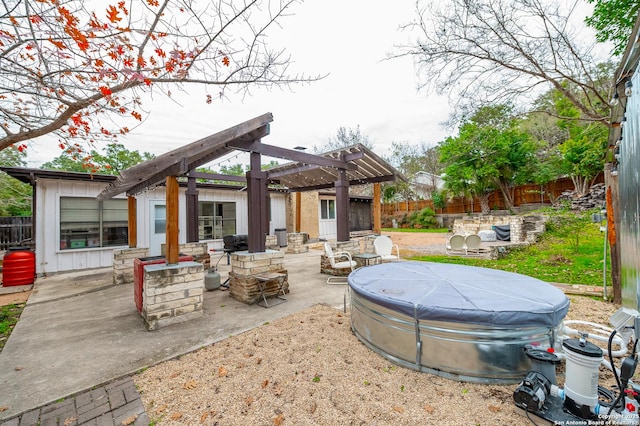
xmin=452 ymin=215 xmax=548 ymax=244
xmin=320 ymin=240 xmax=362 ymax=276
xmin=141 ymin=261 xmax=204 ymax=331
xmin=362 ymin=235 xmax=377 ymax=254
xmin=286 ymin=232 xmax=309 ymax=254
xmin=162 ymin=242 xmax=211 ymax=270
xmin=265 ymin=235 xmax=278 ymax=250
xmin=228 ymin=250 xmax=289 ymax=304
xmin=112 ymin=247 xmax=150 ymax=285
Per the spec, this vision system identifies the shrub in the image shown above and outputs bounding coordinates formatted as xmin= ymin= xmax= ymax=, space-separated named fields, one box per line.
xmin=411 ymin=207 xmax=437 ymax=229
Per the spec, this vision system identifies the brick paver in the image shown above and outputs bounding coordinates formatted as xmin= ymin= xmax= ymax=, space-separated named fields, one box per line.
xmin=0 ymin=376 xmax=149 ymax=426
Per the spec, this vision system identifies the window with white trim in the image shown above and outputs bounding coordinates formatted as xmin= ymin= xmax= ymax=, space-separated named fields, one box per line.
xmin=60 ymin=197 xmax=128 ymax=250
xmin=320 ymin=199 xmax=335 ymax=220
xmin=198 ymin=201 xmax=236 ymax=239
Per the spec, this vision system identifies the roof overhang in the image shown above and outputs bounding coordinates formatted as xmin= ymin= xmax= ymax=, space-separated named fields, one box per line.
xmin=610 ymin=14 xmax=640 ymax=147
xmin=265 ymin=143 xmax=406 ymax=191
xmin=97 ymin=113 xmax=274 ymax=200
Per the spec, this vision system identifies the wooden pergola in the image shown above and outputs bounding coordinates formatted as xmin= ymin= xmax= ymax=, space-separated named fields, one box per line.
xmin=97 ymin=113 xmax=405 ymax=264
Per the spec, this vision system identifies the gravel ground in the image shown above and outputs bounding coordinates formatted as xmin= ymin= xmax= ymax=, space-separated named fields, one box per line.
xmin=135 ymin=295 xmax=621 ymax=425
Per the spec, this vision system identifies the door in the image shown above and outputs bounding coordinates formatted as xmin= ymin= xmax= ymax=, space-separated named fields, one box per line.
xmin=149 ymin=201 xmax=166 ymax=256
xmin=318 ymin=198 xmax=337 ymax=240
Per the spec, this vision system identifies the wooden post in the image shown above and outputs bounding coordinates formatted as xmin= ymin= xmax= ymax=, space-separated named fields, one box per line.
xmin=295 ymin=192 xmax=302 ymax=233
xmin=373 ymin=183 xmax=381 ymax=234
xmin=166 ymin=176 xmax=179 ymax=265
xmin=185 ymin=175 xmax=199 ymax=243
xmin=246 ymin=151 xmax=268 ymax=252
xmin=127 ymin=196 xmax=137 ymax=248
xmin=335 ymin=168 xmax=350 ymax=242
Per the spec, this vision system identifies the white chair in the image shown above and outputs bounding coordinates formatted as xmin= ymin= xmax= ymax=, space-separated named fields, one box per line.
xmin=324 ymin=242 xmax=356 ymax=284
xmin=445 ymin=234 xmax=466 ymax=256
xmin=464 ymin=234 xmax=484 ymax=255
xmin=373 ymin=235 xmax=400 ymax=262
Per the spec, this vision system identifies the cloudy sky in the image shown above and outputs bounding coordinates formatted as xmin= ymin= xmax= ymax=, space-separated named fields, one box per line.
xmin=26 ymin=0 xmax=452 ymax=167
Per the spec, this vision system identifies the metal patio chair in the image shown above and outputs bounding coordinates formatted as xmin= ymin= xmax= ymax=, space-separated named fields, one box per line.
xmin=373 ymin=235 xmax=400 ymax=262
xmin=324 ymin=242 xmax=356 ymax=284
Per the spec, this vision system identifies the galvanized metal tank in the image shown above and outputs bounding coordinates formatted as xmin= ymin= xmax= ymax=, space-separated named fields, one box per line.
xmin=348 ymin=261 xmax=570 ymax=384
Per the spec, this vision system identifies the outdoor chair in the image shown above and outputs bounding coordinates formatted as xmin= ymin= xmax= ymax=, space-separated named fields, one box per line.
xmin=464 ymin=234 xmax=483 ymax=255
xmin=324 ymin=242 xmax=356 ymax=284
xmin=445 ymin=234 xmax=466 ymax=256
xmin=373 ymin=235 xmax=400 ymax=262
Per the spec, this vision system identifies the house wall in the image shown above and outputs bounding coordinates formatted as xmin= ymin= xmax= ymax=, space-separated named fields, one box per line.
xmin=34 ymin=178 xmax=286 ymax=275
xmin=619 ymin=70 xmax=640 ymax=309
xmin=37 ymin=179 xmax=124 ymax=275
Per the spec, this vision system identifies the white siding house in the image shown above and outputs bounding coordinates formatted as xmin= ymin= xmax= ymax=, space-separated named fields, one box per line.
xmin=4 ymin=169 xmax=286 ymax=275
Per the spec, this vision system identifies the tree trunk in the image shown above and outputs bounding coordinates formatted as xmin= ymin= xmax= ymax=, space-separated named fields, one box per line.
xmin=496 ymin=181 xmax=514 ymax=210
xmin=571 ymin=175 xmax=589 ymax=197
xmin=479 ymin=193 xmax=491 ymax=214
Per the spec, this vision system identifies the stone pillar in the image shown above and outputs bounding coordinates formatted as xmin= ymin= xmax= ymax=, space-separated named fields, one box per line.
xmin=113 ymin=247 xmax=150 ymax=285
xmin=509 ymin=217 xmax=525 ymax=243
xmin=141 ymin=261 xmax=205 ymax=331
xmin=227 ymin=250 xmax=288 ymax=304
xmin=265 ymin=235 xmax=279 ymax=250
xmin=161 ymin=242 xmax=211 ymax=270
xmin=286 ymin=232 xmax=309 ymax=254
xmin=362 ymin=235 xmax=377 ymax=254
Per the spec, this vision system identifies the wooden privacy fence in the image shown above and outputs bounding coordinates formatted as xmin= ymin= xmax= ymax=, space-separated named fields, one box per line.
xmin=0 ymin=216 xmax=32 ymax=251
xmin=382 ymin=176 xmax=601 ymax=216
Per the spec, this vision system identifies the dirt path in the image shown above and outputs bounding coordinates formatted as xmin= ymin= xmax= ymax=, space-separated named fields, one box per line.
xmin=381 ymin=231 xmax=449 ymax=256
xmin=0 ymin=291 xmax=30 ymax=306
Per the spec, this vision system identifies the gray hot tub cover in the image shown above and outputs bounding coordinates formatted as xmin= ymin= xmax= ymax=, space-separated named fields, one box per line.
xmin=348 ymin=261 xmax=569 ymax=328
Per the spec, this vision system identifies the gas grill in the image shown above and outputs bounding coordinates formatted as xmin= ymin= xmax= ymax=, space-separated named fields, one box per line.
xmin=223 ymin=234 xmax=248 ymax=254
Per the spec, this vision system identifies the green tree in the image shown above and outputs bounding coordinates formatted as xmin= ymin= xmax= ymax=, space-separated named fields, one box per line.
xmin=90 ymin=143 xmax=155 ymax=174
xmin=385 ymin=142 xmax=442 ymax=203
xmin=42 ymin=143 xmax=156 ymax=174
xmin=41 ymin=150 xmax=88 ymax=172
xmin=585 ymin=0 xmax=640 ymax=56
xmin=439 ymin=105 xmax=538 ymax=212
xmin=552 ymin=87 xmax=607 ymax=195
xmin=0 ymin=148 xmax=32 ymax=216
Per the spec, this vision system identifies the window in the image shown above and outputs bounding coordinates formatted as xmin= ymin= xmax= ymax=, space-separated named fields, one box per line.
xmin=198 ymin=201 xmax=236 ymax=239
xmin=60 ymin=197 xmax=128 ymax=250
xmin=320 ymin=199 xmax=335 ymax=220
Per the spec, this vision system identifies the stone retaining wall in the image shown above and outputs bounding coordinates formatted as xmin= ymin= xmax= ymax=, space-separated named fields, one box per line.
xmin=452 ymin=215 xmax=548 ymax=244
xmin=141 ymin=261 xmax=204 ymax=331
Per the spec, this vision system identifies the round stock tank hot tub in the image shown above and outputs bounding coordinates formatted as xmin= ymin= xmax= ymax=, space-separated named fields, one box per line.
xmin=348 ymin=261 xmax=570 ymax=384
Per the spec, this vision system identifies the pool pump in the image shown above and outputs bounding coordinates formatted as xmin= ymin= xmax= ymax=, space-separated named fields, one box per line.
xmin=514 ymin=310 xmax=640 ymax=425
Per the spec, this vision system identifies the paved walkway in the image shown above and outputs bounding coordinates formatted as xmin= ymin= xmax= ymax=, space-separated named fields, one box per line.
xmin=0 ymin=248 xmax=347 ymax=425
xmin=1 ymin=377 xmax=148 ymax=426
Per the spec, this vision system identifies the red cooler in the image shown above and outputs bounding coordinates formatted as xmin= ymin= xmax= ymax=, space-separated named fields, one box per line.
xmin=133 ymin=254 xmax=193 ymax=313
xmin=2 ymin=247 xmax=36 ymax=287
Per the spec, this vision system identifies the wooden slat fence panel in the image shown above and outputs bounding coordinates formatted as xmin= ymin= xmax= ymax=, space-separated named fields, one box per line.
xmin=0 ymin=216 xmax=33 ymax=251
xmin=381 ymin=175 xmax=604 ymax=217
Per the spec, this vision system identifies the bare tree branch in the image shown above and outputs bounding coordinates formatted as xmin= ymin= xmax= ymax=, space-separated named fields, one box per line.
xmin=392 ymin=0 xmax=614 ymax=126
xmin=0 ymin=0 xmax=323 ymax=152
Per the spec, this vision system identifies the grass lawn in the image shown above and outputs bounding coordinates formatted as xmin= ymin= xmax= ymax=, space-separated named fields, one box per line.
xmin=0 ymin=303 xmax=25 ymax=353
xmin=408 ymin=210 xmax=611 ymax=287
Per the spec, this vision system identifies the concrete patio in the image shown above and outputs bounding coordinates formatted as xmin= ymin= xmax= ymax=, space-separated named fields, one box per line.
xmin=0 ymin=246 xmax=348 ymax=421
